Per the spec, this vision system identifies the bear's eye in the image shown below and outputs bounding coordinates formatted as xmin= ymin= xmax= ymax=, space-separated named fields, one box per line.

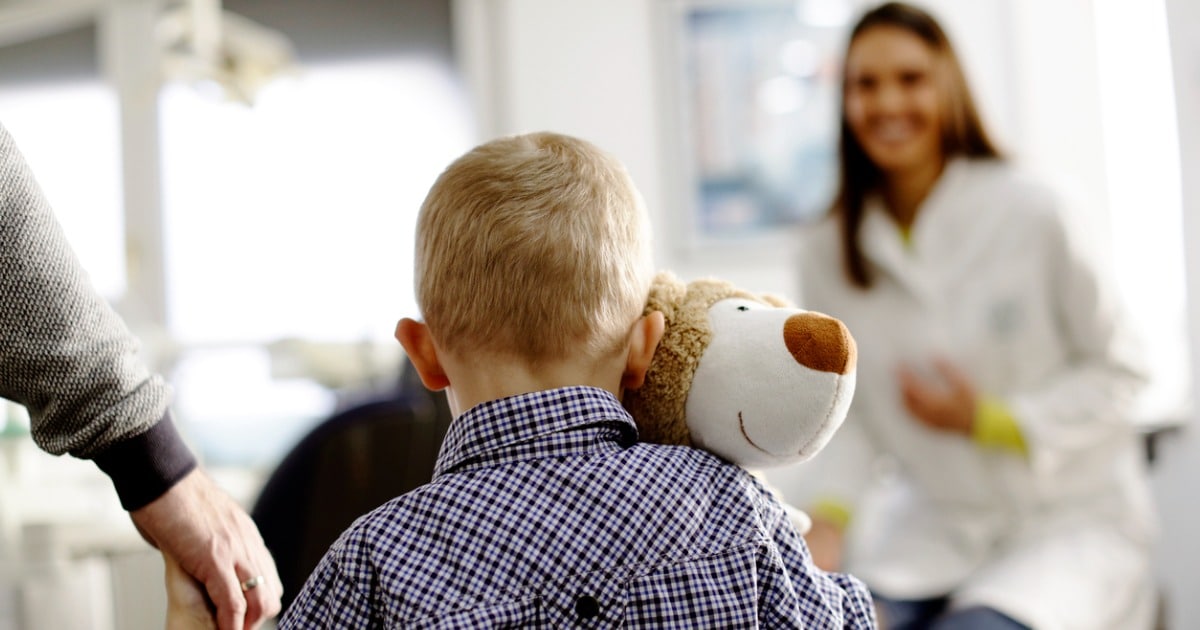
xmin=737 ymin=305 xmax=750 ymax=312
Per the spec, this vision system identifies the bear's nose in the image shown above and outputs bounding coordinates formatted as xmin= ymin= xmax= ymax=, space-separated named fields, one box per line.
xmin=783 ymin=312 xmax=857 ymax=374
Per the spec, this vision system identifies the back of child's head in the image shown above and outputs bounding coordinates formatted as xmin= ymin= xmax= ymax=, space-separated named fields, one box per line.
xmin=414 ymin=131 xmax=653 ymax=366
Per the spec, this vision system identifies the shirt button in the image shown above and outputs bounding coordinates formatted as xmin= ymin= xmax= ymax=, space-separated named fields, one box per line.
xmin=574 ymin=595 xmax=600 ymax=620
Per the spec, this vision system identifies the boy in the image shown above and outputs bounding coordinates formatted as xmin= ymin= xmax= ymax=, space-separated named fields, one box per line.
xmin=280 ymin=132 xmax=876 ymax=627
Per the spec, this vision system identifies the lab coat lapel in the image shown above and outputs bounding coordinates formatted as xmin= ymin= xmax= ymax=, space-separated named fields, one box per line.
xmin=864 ymin=157 xmax=1003 ymax=297
xmin=910 ymin=159 xmax=1005 ymax=290
xmin=859 ymin=200 xmax=939 ymax=304
xmin=859 ymin=159 xmax=1002 ymax=303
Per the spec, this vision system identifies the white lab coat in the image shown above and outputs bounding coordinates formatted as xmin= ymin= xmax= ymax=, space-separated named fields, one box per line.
xmin=769 ymin=158 xmax=1157 ymax=630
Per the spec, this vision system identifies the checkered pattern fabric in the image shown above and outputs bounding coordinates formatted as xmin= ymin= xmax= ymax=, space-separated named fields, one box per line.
xmin=282 ymin=386 xmax=876 ymax=628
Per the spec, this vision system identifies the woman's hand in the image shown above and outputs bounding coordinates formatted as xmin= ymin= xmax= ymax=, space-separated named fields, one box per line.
xmin=897 ymin=358 xmax=977 ymax=436
xmin=804 ymin=516 xmax=846 ymax=572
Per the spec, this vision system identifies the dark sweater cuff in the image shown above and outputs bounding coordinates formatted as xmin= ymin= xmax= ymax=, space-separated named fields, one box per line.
xmin=93 ymin=411 xmax=198 ymax=511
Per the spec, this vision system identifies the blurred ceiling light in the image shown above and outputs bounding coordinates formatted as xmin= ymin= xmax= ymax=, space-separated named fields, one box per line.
xmin=795 ymin=0 xmax=854 ymax=28
xmin=156 ymin=0 xmax=299 ymax=106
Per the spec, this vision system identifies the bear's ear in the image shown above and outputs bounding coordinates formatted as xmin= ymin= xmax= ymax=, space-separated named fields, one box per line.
xmin=646 ymin=271 xmax=686 ymax=319
xmin=759 ymin=293 xmax=794 ymax=308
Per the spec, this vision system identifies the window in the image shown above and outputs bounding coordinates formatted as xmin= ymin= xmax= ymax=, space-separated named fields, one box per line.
xmin=1094 ymin=0 xmax=1189 ymax=423
xmin=159 ymin=57 xmax=475 ymax=466
xmin=0 ymin=81 xmax=125 ymax=300
xmin=672 ymin=0 xmax=859 ymax=243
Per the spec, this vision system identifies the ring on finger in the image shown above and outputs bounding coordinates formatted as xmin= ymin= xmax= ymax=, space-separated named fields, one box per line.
xmin=241 ymin=575 xmax=265 ymax=592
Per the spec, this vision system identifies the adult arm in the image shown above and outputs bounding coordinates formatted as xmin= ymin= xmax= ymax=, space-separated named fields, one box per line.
xmin=0 ymin=123 xmax=280 ymax=629
xmin=0 ymin=123 xmax=192 ymax=506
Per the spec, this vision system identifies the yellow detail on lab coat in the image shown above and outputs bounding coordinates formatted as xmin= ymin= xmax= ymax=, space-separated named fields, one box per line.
xmin=973 ymin=397 xmax=1028 ymax=456
xmin=811 ymin=496 xmax=854 ymax=531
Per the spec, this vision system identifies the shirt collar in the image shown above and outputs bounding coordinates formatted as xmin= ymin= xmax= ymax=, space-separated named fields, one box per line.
xmin=432 ymin=386 xmax=638 ymax=478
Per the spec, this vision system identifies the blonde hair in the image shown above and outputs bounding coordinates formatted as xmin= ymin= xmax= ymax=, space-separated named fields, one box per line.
xmin=414 ymin=131 xmax=653 ymax=364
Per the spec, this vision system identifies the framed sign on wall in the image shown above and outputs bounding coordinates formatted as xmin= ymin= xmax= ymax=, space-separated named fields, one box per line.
xmin=657 ymin=0 xmax=861 ymax=250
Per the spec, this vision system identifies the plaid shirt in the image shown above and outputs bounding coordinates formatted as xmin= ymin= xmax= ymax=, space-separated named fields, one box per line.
xmin=282 ymin=386 xmax=876 ymax=628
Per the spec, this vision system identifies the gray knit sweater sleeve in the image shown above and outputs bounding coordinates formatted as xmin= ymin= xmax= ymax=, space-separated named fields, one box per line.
xmin=0 ymin=123 xmax=195 ymax=510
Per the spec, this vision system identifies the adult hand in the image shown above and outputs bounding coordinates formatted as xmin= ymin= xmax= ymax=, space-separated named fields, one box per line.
xmin=804 ymin=516 xmax=845 ymax=572
xmin=897 ymin=358 xmax=977 ymax=436
xmin=131 ymin=468 xmax=282 ymax=630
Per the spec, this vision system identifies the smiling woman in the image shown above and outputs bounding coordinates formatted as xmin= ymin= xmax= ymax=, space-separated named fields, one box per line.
xmin=777 ymin=3 xmax=1159 ymax=630
xmin=842 ymin=27 xmax=947 ymax=230
xmin=843 ymin=26 xmax=944 ymax=181
xmin=833 ymin=3 xmax=1001 ymax=287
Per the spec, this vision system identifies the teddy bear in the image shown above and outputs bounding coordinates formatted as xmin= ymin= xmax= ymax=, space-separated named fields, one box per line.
xmin=623 ymin=271 xmax=857 ymax=531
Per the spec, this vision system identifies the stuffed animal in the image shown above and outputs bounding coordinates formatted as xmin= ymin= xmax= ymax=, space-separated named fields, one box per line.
xmin=623 ymin=271 xmax=857 ymax=529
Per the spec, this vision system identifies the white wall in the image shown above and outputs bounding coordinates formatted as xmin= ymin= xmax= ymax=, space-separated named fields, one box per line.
xmin=1156 ymin=0 xmax=1200 ymax=626
xmin=454 ymin=0 xmax=666 ymax=250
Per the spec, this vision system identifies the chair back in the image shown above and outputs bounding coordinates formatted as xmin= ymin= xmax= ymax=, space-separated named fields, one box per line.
xmin=251 ymin=367 xmax=453 ymax=612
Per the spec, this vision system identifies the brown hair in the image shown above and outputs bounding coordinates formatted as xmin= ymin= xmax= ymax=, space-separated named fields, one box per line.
xmin=414 ymin=132 xmax=653 ymax=364
xmin=833 ymin=2 xmax=1002 ymax=288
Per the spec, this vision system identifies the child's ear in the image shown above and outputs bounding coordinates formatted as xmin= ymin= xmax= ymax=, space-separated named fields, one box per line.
xmin=621 ymin=311 xmax=665 ymax=391
xmin=395 ymin=318 xmax=451 ymax=391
